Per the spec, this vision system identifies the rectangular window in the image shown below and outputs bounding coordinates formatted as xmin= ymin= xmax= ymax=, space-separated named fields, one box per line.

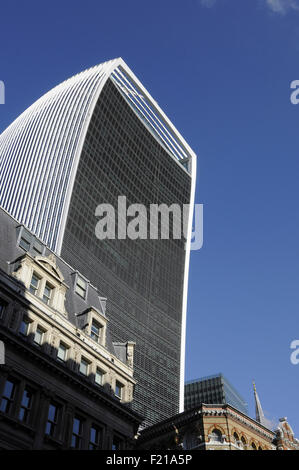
xmin=89 ymin=425 xmax=101 ymax=450
xmin=29 ymin=273 xmax=40 ymax=295
xmin=75 ymin=276 xmax=87 ymax=299
xmin=90 ymin=320 xmax=101 ymax=343
xmin=19 ymin=388 xmax=33 ymax=423
xmin=45 ymin=403 xmax=59 ymax=437
xmin=43 ymin=283 xmax=53 ymax=305
xmin=79 ymin=358 xmax=89 ymax=376
xmin=95 ymin=368 xmax=104 ymax=386
xmin=71 ymin=417 xmax=83 ymax=449
xmin=19 ymin=230 xmax=31 ymax=251
xmin=115 ymin=381 xmax=123 ymax=399
xmin=19 ymin=317 xmax=30 ymax=336
xmin=32 ymin=241 xmax=43 ymax=257
xmin=34 ymin=326 xmax=45 ymax=345
xmin=0 ymin=379 xmax=16 ymax=414
xmin=57 ymin=342 xmax=68 ymax=362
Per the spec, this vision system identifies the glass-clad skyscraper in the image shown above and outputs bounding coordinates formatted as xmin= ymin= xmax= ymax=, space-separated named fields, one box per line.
xmin=0 ymin=58 xmax=197 ymax=426
xmin=185 ymin=374 xmax=248 ymax=415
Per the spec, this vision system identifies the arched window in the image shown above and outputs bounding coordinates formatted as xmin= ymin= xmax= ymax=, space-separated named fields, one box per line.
xmin=239 ymin=436 xmax=247 ymax=449
xmin=210 ymin=429 xmax=222 ymax=443
xmin=258 ymin=446 xmax=263 ymax=450
xmin=233 ymin=432 xmax=239 ymax=445
xmin=251 ymin=442 xmax=257 ymax=450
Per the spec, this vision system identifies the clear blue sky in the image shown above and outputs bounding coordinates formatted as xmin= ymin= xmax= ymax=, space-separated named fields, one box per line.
xmin=1 ymin=0 xmax=299 ymax=434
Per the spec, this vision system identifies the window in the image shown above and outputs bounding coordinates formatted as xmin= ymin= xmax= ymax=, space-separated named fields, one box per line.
xmin=89 ymin=425 xmax=101 ymax=450
xmin=19 ymin=317 xmax=30 ymax=336
xmin=0 ymin=379 xmax=16 ymax=414
xmin=32 ymin=241 xmax=43 ymax=257
xmin=34 ymin=326 xmax=45 ymax=345
xmin=45 ymin=403 xmax=59 ymax=437
xmin=210 ymin=429 xmax=222 ymax=443
xmin=240 ymin=436 xmax=246 ymax=449
xmin=43 ymin=283 xmax=53 ymax=305
xmin=19 ymin=388 xmax=33 ymax=423
xmin=95 ymin=368 xmax=104 ymax=386
xmin=90 ymin=320 xmax=101 ymax=343
xmin=115 ymin=381 xmax=123 ymax=399
xmin=79 ymin=357 xmax=89 ymax=376
xmin=71 ymin=417 xmax=83 ymax=449
xmin=75 ymin=276 xmax=87 ymax=299
xmin=19 ymin=230 xmax=31 ymax=251
xmin=29 ymin=273 xmax=40 ymax=295
xmin=57 ymin=342 xmax=68 ymax=362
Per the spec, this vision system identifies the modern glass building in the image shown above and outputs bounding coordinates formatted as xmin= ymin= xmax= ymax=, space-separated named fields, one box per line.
xmin=185 ymin=374 xmax=248 ymax=415
xmin=0 ymin=58 xmax=197 ymax=426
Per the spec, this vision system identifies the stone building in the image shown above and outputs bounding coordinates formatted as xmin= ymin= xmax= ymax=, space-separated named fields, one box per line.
xmin=274 ymin=417 xmax=299 ymax=450
xmin=138 ymin=380 xmax=299 ymax=451
xmin=137 ymin=403 xmax=276 ymax=450
xmin=0 ymin=208 xmax=142 ymax=449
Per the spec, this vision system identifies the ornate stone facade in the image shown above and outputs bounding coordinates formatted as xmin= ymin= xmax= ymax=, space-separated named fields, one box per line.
xmin=137 ymin=404 xmax=280 ymax=450
xmin=0 ymin=210 xmax=143 ymax=449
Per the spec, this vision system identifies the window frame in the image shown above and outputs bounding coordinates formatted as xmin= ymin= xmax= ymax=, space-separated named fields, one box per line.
xmin=115 ymin=380 xmax=123 ymax=400
xmin=0 ymin=378 xmax=17 ymax=415
xmin=89 ymin=424 xmax=102 ymax=450
xmin=19 ymin=387 xmax=33 ymax=424
xmin=95 ymin=368 xmax=104 ymax=386
xmin=33 ymin=325 xmax=45 ymax=346
xmin=29 ymin=272 xmax=41 ymax=296
xmin=19 ymin=316 xmax=31 ymax=337
xmin=90 ymin=319 xmax=102 ymax=343
xmin=45 ymin=402 xmax=60 ymax=438
xmin=71 ymin=416 xmax=83 ymax=449
xmin=43 ymin=282 xmax=54 ymax=305
xmin=75 ymin=275 xmax=88 ymax=300
xmin=79 ymin=357 xmax=90 ymax=376
xmin=57 ymin=342 xmax=68 ymax=363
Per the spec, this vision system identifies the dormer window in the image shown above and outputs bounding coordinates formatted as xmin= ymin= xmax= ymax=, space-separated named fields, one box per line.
xmin=91 ymin=320 xmax=101 ymax=343
xmin=76 ymin=307 xmax=107 ymax=348
xmin=30 ymin=273 xmax=40 ymax=295
xmin=19 ymin=233 xmax=31 ymax=251
xmin=75 ymin=276 xmax=87 ymax=299
xmin=43 ymin=283 xmax=53 ymax=305
xmin=17 ymin=226 xmax=45 ymax=256
xmin=32 ymin=241 xmax=43 ymax=257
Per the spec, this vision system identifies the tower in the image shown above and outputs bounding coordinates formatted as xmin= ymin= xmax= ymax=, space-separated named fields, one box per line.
xmin=0 ymin=59 xmax=197 ymax=426
xmin=253 ymin=381 xmax=269 ymax=428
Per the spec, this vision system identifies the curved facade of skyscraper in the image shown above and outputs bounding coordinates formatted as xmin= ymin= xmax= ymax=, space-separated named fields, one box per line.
xmin=0 ymin=58 xmax=197 ymax=426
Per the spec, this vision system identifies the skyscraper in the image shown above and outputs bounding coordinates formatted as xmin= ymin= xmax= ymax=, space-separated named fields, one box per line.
xmin=0 ymin=58 xmax=197 ymax=426
xmin=185 ymin=374 xmax=248 ymax=415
